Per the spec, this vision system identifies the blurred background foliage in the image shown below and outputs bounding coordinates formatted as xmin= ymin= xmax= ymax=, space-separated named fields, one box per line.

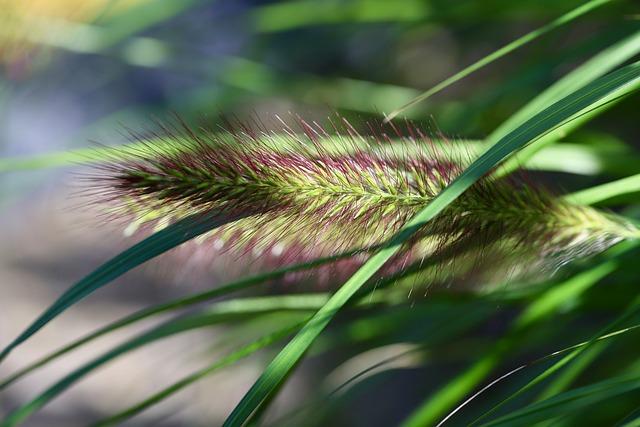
xmin=1 ymin=0 xmax=639 ymax=426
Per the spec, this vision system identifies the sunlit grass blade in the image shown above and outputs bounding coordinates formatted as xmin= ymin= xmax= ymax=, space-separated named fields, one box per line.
xmin=0 ymin=246 xmax=442 ymax=393
xmin=493 ymin=29 xmax=640 ymax=174
xmin=384 ymin=0 xmax=613 ymax=121
xmin=437 ymin=322 xmax=640 ymax=427
xmin=222 ymin=61 xmax=640 ymax=427
xmin=534 ymin=339 xmax=609 ymax=402
xmin=565 ymin=173 xmax=640 ymax=206
xmin=489 ymin=29 xmax=640 ymax=144
xmin=0 ymin=212 xmax=240 ymax=364
xmin=524 ymin=141 xmax=640 ymax=177
xmin=82 ymin=280 xmax=491 ymax=426
xmin=2 ymin=275 xmax=414 ymax=424
xmin=5 ymin=138 xmax=639 ymax=178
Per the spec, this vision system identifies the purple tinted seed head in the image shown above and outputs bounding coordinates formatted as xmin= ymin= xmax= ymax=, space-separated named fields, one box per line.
xmin=86 ymin=116 xmax=639 ymax=288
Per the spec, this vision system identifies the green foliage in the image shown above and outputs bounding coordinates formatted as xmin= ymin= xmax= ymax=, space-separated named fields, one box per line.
xmin=223 ymin=62 xmax=640 ymax=427
xmin=2 ymin=2 xmax=640 ymax=426
xmin=0 ymin=213 xmax=239 ymax=363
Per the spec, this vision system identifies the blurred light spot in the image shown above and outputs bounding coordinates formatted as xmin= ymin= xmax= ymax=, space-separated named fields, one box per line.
xmin=254 ymin=0 xmax=431 ymax=33
xmin=122 ymin=37 xmax=168 ymax=67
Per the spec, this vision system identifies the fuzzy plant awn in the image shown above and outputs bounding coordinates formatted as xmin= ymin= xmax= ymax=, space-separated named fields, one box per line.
xmin=86 ymin=117 xmax=640 ymax=287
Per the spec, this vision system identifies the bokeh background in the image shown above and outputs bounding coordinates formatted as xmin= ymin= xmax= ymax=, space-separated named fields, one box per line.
xmin=1 ymin=1 xmax=639 ymax=426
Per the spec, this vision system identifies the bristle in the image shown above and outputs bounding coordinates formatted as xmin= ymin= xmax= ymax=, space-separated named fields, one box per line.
xmin=85 ymin=117 xmax=639 ymax=287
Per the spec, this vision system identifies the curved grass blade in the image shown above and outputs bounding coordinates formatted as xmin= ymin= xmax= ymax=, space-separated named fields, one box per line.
xmin=0 ymin=250 xmax=362 ymax=390
xmin=479 ymin=373 xmax=640 ymax=427
xmin=0 ymin=246 xmax=437 ymax=393
xmin=469 ymin=292 xmax=640 ymax=426
xmin=493 ymin=29 xmax=640 ymax=174
xmin=0 ymin=295 xmax=330 ymax=427
xmin=403 ymin=257 xmax=621 ymax=427
xmin=437 ymin=323 xmax=640 ymax=426
xmin=384 ymin=0 xmax=614 ymax=121
xmin=534 ymin=339 xmax=609 ymax=402
xmin=565 ymin=173 xmax=640 ymax=206
xmin=0 ymin=212 xmax=241 ymax=364
xmin=435 ymin=246 xmax=640 ymax=426
xmin=3 ymin=286 xmax=398 ymax=426
xmin=222 ymin=61 xmax=640 ymax=427
xmin=489 ymin=29 xmax=640 ymax=145
xmin=89 ymin=322 xmax=303 ymax=427
xmin=4 ymin=268 xmax=416 ymax=425
xmin=407 ymin=240 xmax=638 ymax=426
xmin=85 ymin=271 xmax=490 ymax=426
xmin=5 ymin=138 xmax=639 ymax=177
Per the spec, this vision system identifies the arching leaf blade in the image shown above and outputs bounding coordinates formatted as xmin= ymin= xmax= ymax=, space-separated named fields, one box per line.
xmin=89 ymin=323 xmax=302 ymax=427
xmin=223 ymin=61 xmax=640 ymax=427
xmin=384 ymin=0 xmax=614 ymax=121
xmin=0 ymin=212 xmax=241 ymax=363
xmin=0 ymin=249 xmax=361 ymax=389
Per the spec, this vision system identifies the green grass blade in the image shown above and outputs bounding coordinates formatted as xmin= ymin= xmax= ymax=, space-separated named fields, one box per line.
xmin=384 ymin=0 xmax=614 ymax=121
xmin=0 ymin=213 xmax=240 ymax=364
xmin=565 ymin=173 xmax=640 ymax=206
xmin=2 ymin=275 xmax=411 ymax=424
xmin=534 ymin=339 xmax=609 ymax=402
xmin=0 ymin=295 xmax=332 ymax=427
xmin=470 ymin=292 xmax=640 ymax=426
xmin=524 ymin=142 xmax=640 ymax=177
xmin=435 ymin=320 xmax=640 ymax=427
xmin=494 ymin=29 xmax=640 ymax=174
xmin=5 ymin=138 xmax=639 ymax=178
xmin=479 ymin=374 xmax=640 ymax=427
xmin=402 ymin=258 xmax=620 ymax=427
xmin=0 ymin=311 xmax=260 ymax=427
xmin=0 ymin=250 xmax=361 ymax=390
xmin=1 ymin=245 xmax=430 ymax=393
xmin=222 ymin=61 xmax=640 ymax=427
xmin=488 ymin=29 xmax=640 ymax=145
xmin=90 ymin=323 xmax=303 ymax=427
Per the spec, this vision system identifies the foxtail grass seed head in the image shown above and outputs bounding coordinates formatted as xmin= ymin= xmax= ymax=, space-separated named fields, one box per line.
xmin=86 ymin=117 xmax=639 ymax=288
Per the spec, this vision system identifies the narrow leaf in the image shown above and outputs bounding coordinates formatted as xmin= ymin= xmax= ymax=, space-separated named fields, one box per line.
xmin=565 ymin=173 xmax=640 ymax=206
xmin=90 ymin=323 xmax=302 ymax=427
xmin=480 ymin=374 xmax=640 ymax=427
xmin=384 ymin=0 xmax=614 ymax=121
xmin=1 ymin=296 xmax=327 ymax=427
xmin=0 ymin=212 xmax=240 ymax=363
xmin=224 ymin=61 xmax=640 ymax=427
xmin=0 ymin=250 xmax=360 ymax=389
